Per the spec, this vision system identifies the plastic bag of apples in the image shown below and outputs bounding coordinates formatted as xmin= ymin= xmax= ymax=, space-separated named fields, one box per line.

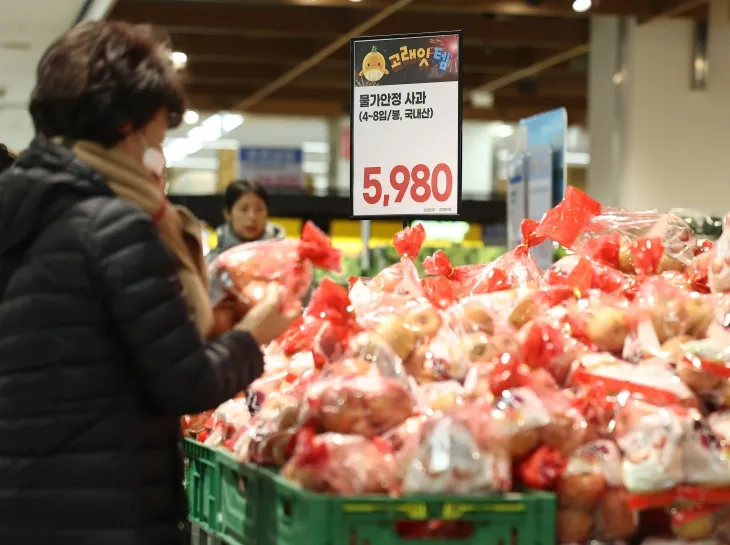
xmin=209 ymin=221 xmax=342 ymax=335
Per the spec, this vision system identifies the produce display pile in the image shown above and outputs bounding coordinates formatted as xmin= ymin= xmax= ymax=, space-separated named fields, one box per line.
xmin=183 ymin=188 xmax=730 ymax=544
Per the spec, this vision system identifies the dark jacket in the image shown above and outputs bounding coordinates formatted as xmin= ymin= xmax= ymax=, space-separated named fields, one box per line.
xmin=206 ymin=221 xmax=285 ymax=263
xmin=0 ymin=136 xmax=264 ymax=545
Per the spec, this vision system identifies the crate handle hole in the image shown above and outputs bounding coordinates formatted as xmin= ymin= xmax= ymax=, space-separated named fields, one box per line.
xmin=237 ymin=475 xmax=248 ymax=492
xmin=392 ymin=521 xmax=475 ymax=540
xmin=279 ymin=498 xmax=294 ymax=520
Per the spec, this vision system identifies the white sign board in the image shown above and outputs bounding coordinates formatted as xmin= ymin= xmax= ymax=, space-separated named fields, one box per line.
xmin=350 ymin=31 xmax=462 ymax=218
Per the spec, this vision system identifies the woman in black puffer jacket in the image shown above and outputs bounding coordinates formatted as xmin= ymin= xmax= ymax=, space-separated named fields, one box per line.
xmin=0 ymin=21 xmax=297 ymax=545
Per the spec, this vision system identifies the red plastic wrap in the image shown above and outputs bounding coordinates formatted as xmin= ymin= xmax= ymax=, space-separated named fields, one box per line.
xmin=301 ymin=375 xmax=416 ymax=437
xmin=678 ymin=340 xmax=730 ymax=408
xmin=388 ymin=408 xmax=512 ymax=495
xmin=612 ymin=397 xmax=687 ymax=506
xmin=688 ymin=250 xmax=713 ymax=294
xmin=536 ymin=187 xmax=695 ymax=275
xmin=544 ymin=254 xmax=635 ymax=297
xmin=281 ymin=429 xmax=397 ymax=494
xmin=210 ymin=221 xmax=342 ymax=313
xmin=710 ymin=215 xmax=730 ymax=295
xmin=367 ymin=224 xmax=426 ymax=294
xmin=348 ymin=293 xmax=475 ymax=384
xmin=557 ymin=290 xmax=633 ymax=354
xmin=416 ymin=380 xmax=466 ymax=412
xmin=519 ymin=319 xmax=588 ymax=385
xmin=196 ymin=397 xmax=251 ymax=447
xmin=422 ymin=250 xmax=490 ymax=301
xmin=181 ymin=410 xmax=214 ymax=438
xmin=669 ymin=503 xmax=730 ymax=542
xmin=276 ymin=278 xmax=360 ymax=367
xmin=569 ymin=352 xmax=697 ymax=408
xmin=233 ymin=388 xmax=304 ymax=465
xmin=626 ymin=277 xmax=713 ymax=363
xmin=556 ymin=440 xmax=637 ymax=544
xmin=518 ymin=445 xmax=567 ymax=490
xmin=246 ymin=366 xmax=317 ymax=415
xmin=422 ymin=220 xmax=544 ymax=299
xmin=682 ymin=409 xmax=730 ymax=495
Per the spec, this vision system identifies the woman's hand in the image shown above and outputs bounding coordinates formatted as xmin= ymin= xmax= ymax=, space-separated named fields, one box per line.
xmin=211 ymin=299 xmax=239 ymax=337
xmin=237 ymin=284 xmax=300 ymax=346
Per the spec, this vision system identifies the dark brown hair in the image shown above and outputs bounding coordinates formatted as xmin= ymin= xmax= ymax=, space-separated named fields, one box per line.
xmin=224 ymin=180 xmax=269 ymax=212
xmin=30 ymin=21 xmax=185 ymax=147
xmin=0 ymin=145 xmax=15 ymax=173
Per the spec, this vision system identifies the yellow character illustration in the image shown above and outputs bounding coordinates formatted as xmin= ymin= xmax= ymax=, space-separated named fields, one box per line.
xmin=360 ymin=45 xmax=389 ymax=82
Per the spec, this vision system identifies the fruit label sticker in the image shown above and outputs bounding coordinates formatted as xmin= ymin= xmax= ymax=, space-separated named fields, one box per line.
xmin=565 ymin=440 xmax=623 ymax=487
xmin=350 ymin=31 xmax=463 ymax=218
xmin=618 ymin=410 xmax=684 ymax=492
xmin=494 ymin=387 xmax=551 ymax=436
xmin=426 ymin=417 xmax=477 ymax=474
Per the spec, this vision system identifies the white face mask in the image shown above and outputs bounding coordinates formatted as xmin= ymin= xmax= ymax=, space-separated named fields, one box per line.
xmin=139 ymin=135 xmax=166 ymax=180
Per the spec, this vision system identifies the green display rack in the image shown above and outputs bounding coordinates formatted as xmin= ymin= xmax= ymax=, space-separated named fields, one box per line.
xmin=257 ymin=468 xmax=556 ymax=545
xmin=183 ymin=439 xmax=222 ymax=535
xmin=184 ymin=440 xmax=557 ymax=545
xmin=216 ymin=450 xmax=262 ymax=545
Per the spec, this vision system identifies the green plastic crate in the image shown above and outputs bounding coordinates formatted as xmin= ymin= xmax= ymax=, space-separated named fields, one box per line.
xmin=216 ymin=450 xmax=262 ymax=545
xmin=183 ymin=439 xmax=221 ymax=534
xmin=191 ymin=522 xmax=222 ymax=545
xmin=258 ymin=468 xmax=556 ymax=545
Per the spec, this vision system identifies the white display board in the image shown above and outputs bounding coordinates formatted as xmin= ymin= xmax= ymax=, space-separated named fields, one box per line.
xmin=350 ymin=31 xmax=462 ymax=218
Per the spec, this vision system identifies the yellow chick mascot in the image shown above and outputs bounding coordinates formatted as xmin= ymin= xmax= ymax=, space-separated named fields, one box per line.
xmin=360 ymin=45 xmax=389 ymax=83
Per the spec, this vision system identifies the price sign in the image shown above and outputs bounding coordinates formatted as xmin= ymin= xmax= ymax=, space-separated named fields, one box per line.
xmin=350 ymin=31 xmax=463 ymax=218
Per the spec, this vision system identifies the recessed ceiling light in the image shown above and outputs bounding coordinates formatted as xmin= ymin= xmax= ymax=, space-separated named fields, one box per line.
xmin=494 ymin=123 xmax=514 ymax=138
xmin=572 ymin=0 xmax=592 ymax=12
xmin=470 ymin=90 xmax=494 ymax=109
xmin=170 ymin=51 xmax=188 ymax=69
xmin=183 ymin=110 xmax=199 ymax=124
xmin=349 ymin=0 xmax=362 ymax=3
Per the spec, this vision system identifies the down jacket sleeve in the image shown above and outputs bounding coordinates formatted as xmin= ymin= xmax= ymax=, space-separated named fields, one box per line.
xmin=87 ymin=199 xmax=264 ymax=416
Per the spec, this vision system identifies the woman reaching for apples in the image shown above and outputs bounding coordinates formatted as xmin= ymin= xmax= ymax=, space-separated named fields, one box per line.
xmin=0 ymin=21 xmax=297 ymax=545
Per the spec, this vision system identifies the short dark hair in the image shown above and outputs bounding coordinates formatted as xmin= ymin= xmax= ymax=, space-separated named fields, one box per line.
xmin=0 ymin=145 xmax=16 ymax=173
xmin=223 ymin=180 xmax=269 ymax=211
xmin=30 ymin=21 xmax=185 ymax=147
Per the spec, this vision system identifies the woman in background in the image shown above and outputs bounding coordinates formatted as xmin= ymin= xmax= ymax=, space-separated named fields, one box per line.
xmin=208 ymin=179 xmax=285 ymax=262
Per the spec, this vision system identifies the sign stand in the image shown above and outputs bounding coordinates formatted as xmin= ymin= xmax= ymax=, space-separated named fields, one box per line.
xmin=349 ymin=31 xmax=463 ymax=221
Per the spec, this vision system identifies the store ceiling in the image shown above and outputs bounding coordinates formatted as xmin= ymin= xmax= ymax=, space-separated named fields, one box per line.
xmin=109 ymin=0 xmax=706 ymax=124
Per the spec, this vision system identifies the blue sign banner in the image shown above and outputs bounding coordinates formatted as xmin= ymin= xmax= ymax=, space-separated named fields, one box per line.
xmin=519 ymin=108 xmax=567 ymax=206
xmin=239 ymin=147 xmax=304 ymax=189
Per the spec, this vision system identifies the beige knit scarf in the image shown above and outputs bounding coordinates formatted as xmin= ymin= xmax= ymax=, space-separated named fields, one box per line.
xmin=73 ymin=141 xmax=214 ymax=338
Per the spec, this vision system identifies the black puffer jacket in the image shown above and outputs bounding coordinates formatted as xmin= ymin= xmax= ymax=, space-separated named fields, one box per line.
xmin=0 ymin=137 xmax=264 ymax=545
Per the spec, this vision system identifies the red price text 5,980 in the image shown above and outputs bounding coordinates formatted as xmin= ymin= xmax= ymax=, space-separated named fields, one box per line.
xmin=362 ymin=163 xmax=453 ymax=207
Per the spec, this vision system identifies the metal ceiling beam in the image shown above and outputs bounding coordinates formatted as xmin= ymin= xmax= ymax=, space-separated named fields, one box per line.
xmin=110 ymin=2 xmax=589 ymax=48
xmin=469 ymin=0 xmax=710 ymax=96
xmin=231 ymin=0 xmax=418 ymax=111
xmin=170 ymin=34 xmax=587 ymax=74
xmin=118 ymin=0 xmax=693 ymax=19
